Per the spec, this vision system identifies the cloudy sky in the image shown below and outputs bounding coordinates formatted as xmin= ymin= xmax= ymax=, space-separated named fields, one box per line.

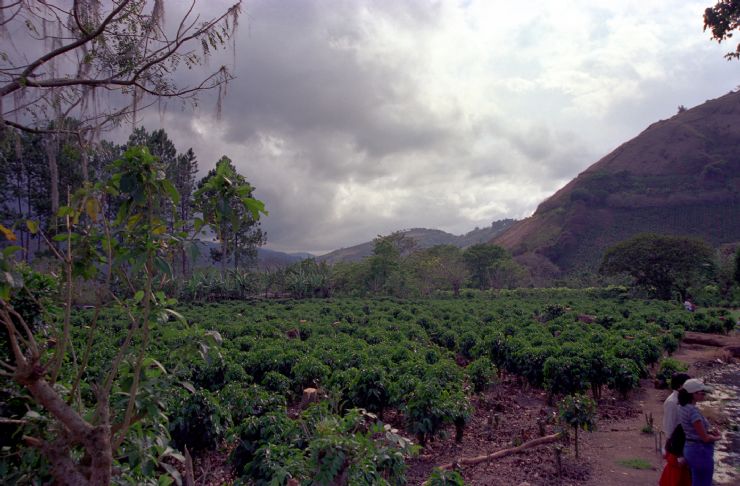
xmin=145 ymin=0 xmax=738 ymax=254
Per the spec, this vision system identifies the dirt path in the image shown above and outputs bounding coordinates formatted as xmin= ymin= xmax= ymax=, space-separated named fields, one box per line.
xmin=582 ymin=332 xmax=740 ymax=486
xmin=403 ymin=332 xmax=740 ymax=485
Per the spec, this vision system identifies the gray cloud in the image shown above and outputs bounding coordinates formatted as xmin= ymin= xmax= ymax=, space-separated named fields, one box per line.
xmin=146 ymin=0 xmax=739 ymax=254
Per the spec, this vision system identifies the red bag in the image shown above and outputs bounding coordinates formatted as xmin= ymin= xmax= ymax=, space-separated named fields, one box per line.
xmin=659 ymin=452 xmax=691 ymax=486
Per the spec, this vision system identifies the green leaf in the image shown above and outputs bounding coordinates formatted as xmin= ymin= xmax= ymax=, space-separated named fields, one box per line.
xmin=57 ymin=206 xmax=75 ymax=218
xmin=133 ymin=290 xmax=145 ymax=304
xmin=164 ymin=309 xmax=188 ymax=327
xmin=0 ymin=284 xmax=9 ymax=301
xmin=119 ymin=173 xmax=137 ymax=194
xmin=126 ymin=213 xmax=143 ymax=231
xmin=143 ymin=357 xmax=167 ymax=378
xmin=2 ymin=246 xmax=22 ymax=258
xmin=84 ymin=198 xmax=100 ymax=221
xmin=161 ymin=179 xmax=181 ymax=204
xmin=153 ymin=257 xmax=173 ymax=277
xmin=26 ymin=220 xmax=39 ymax=234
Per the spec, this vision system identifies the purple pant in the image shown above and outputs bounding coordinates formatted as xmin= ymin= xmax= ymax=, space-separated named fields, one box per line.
xmin=683 ymin=441 xmax=714 ymax=486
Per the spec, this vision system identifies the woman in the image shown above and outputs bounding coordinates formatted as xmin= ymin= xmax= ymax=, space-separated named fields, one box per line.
xmin=659 ymin=373 xmax=691 ymax=486
xmin=678 ymin=378 xmax=720 ymax=486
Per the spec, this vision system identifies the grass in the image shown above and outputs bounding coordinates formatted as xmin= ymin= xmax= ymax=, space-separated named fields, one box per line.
xmin=617 ymin=458 xmax=653 ymax=470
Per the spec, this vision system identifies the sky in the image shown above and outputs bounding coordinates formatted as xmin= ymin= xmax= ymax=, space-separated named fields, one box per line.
xmin=141 ymin=0 xmax=739 ymax=254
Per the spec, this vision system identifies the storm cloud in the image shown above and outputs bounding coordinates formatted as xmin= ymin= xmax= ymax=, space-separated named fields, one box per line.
xmin=143 ymin=0 xmax=738 ymax=253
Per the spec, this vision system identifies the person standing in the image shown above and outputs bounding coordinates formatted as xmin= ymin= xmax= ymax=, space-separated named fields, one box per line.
xmin=659 ymin=373 xmax=691 ymax=486
xmin=679 ymin=379 xmax=720 ymax=486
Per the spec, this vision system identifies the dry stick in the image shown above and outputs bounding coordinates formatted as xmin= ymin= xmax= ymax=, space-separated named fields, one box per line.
xmin=184 ymin=446 xmax=195 ymax=486
xmin=438 ymin=433 xmax=562 ymax=470
xmin=113 ymin=242 xmax=155 ymax=450
xmin=50 ymin=191 xmax=75 ymax=384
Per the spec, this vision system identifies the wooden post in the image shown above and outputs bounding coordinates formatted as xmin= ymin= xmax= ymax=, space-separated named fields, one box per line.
xmin=554 ymin=444 xmax=563 ymax=482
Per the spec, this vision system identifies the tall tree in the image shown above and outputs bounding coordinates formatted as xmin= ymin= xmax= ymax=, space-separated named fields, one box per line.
xmin=194 ymin=156 xmax=266 ymax=274
xmin=366 ymin=232 xmax=416 ymax=295
xmin=0 ymin=0 xmax=242 ymax=211
xmin=411 ymin=245 xmax=468 ymax=296
xmin=125 ymin=127 xmax=199 ymax=274
xmin=462 ymin=243 xmax=510 ymax=290
xmin=600 ymin=233 xmax=716 ymax=300
xmin=704 ymin=0 xmax=740 ymax=60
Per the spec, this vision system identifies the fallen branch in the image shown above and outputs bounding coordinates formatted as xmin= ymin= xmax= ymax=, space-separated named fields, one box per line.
xmin=438 ymin=432 xmax=562 ymax=470
xmin=0 ymin=418 xmax=27 ymax=425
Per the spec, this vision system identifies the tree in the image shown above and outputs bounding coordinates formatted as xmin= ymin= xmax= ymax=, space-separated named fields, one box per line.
xmin=557 ymin=394 xmax=596 ymax=459
xmin=0 ymin=123 xmax=111 ymax=245
xmin=125 ymin=128 xmax=199 ymax=274
xmin=1 ymin=147 xmax=179 ymax=484
xmin=365 ymin=232 xmax=416 ymax=295
xmin=0 ymin=0 xmax=242 ymax=211
xmin=462 ymin=243 xmax=510 ymax=290
xmin=194 ymin=156 xmax=266 ymax=274
xmin=411 ymin=245 xmax=468 ymax=296
xmin=704 ymin=0 xmax=740 ymax=60
xmin=600 ymin=233 xmax=716 ymax=300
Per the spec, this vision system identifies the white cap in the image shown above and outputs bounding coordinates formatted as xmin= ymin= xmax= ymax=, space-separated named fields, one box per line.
xmin=682 ymin=378 xmax=711 ymax=394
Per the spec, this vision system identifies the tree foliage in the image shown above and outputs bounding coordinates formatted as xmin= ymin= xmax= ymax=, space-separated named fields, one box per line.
xmin=0 ymin=0 xmax=242 ymax=213
xmin=704 ymin=0 xmax=740 ymax=60
xmin=0 ymin=145 xmax=265 ymax=485
xmin=194 ymin=156 xmax=266 ymax=273
xmin=462 ymin=243 xmax=510 ymax=290
xmin=600 ymin=233 xmax=715 ymax=300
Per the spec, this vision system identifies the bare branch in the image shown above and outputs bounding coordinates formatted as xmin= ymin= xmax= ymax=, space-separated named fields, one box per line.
xmin=0 ymin=0 xmax=133 ymax=98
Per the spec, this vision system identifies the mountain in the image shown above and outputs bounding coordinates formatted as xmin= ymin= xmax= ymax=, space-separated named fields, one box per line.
xmin=192 ymin=241 xmax=313 ymax=270
xmin=493 ymin=90 xmax=740 ymax=277
xmin=318 ymin=220 xmax=516 ymax=264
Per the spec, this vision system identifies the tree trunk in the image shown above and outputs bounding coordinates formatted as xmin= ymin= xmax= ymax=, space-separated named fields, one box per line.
xmin=45 ymin=135 xmax=60 ymax=218
xmin=574 ymin=426 xmax=579 ymax=459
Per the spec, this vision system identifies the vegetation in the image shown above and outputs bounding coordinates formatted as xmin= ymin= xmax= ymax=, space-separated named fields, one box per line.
xmin=617 ymin=458 xmax=653 ymax=470
xmin=3 ymin=277 xmax=721 ymax=483
xmin=704 ymin=0 xmax=740 ymax=60
xmin=0 ymin=0 xmax=242 ymax=214
xmin=558 ymin=394 xmax=597 ymax=459
xmin=194 ymin=156 xmax=267 ymax=273
xmin=0 ymin=3 xmax=738 ymax=485
xmin=600 ymin=233 xmax=716 ymax=300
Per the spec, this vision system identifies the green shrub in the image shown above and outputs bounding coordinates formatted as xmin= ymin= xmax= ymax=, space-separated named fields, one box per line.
xmin=558 ymin=393 xmax=596 ymax=459
xmin=230 ymin=412 xmax=303 ymax=477
xmin=168 ymin=389 xmax=228 ymax=452
xmin=261 ymin=371 xmax=292 ymax=396
xmin=543 ymin=354 xmax=590 ymax=397
xmin=425 ymin=467 xmax=466 ymax=485
xmin=607 ymin=358 xmax=640 ymax=398
xmin=466 ymin=357 xmax=495 ymax=393
xmin=292 ymin=356 xmax=330 ymax=391
xmin=219 ymin=384 xmax=286 ymax=424
xmin=349 ymin=366 xmax=390 ymax=417
xmin=655 ymin=358 xmax=689 ymax=389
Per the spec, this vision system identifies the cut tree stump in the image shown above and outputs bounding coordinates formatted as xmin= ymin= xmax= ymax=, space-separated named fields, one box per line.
xmin=438 ymin=433 xmax=562 ymax=470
